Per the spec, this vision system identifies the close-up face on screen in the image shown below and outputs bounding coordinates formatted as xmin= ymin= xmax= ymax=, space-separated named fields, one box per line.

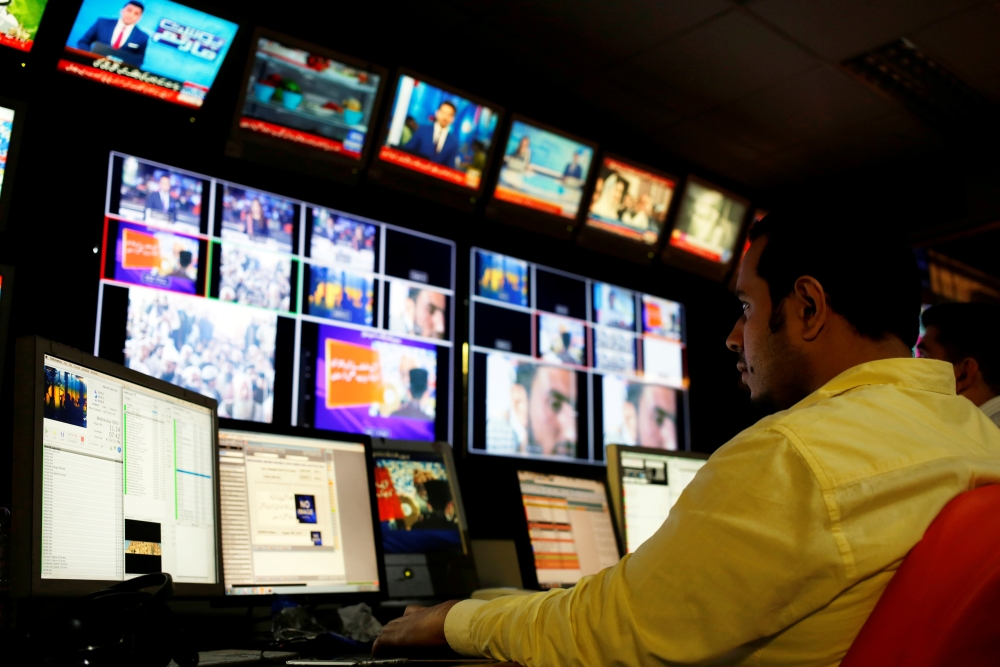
xmin=587 ymin=158 xmax=675 ymax=245
xmin=669 ymin=181 xmax=748 ymax=264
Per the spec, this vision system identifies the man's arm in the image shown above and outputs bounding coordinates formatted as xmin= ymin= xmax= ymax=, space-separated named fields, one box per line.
xmin=77 ymin=21 xmax=101 ymax=51
xmin=375 ymin=428 xmax=848 ymax=665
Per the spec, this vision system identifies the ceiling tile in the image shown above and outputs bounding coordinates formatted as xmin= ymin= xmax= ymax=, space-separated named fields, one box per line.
xmin=627 ymin=10 xmax=818 ymax=116
xmin=746 ymin=0 xmax=984 ymax=62
xmin=910 ymin=2 xmax=1000 ymax=103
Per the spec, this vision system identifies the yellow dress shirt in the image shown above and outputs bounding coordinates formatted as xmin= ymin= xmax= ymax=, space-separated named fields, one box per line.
xmin=445 ymin=358 xmax=1000 ymax=666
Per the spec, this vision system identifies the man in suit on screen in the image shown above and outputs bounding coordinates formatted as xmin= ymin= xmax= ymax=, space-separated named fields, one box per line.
xmin=403 ymin=101 xmax=460 ymax=168
xmin=77 ymin=1 xmax=149 ymax=68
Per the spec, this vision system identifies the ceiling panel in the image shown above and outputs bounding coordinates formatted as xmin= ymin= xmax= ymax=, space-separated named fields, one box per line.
xmin=910 ymin=2 xmax=1000 ymax=103
xmin=628 ymin=10 xmax=818 ymax=117
xmin=746 ymin=0 xmax=985 ymax=62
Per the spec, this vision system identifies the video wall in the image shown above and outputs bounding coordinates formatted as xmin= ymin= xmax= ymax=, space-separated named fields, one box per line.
xmin=95 ymin=153 xmax=455 ymax=443
xmin=468 ymin=248 xmax=688 ymax=464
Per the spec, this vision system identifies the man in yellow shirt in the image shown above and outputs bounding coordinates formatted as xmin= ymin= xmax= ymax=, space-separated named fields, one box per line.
xmin=374 ymin=212 xmax=1000 ymax=666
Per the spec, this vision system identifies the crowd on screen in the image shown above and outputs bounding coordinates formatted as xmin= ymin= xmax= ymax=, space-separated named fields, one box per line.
xmin=124 ymin=291 xmax=277 ymax=422
xmin=218 ymin=245 xmax=292 ymax=311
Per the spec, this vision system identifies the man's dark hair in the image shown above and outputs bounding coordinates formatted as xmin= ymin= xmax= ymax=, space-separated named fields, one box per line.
xmin=125 ymin=1 xmax=145 ymax=10
xmin=747 ymin=212 xmax=921 ymax=349
xmin=438 ymin=101 xmax=457 ymax=113
xmin=922 ymin=303 xmax=1000 ymax=392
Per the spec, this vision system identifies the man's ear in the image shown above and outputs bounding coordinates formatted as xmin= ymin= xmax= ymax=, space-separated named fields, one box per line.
xmin=793 ymin=276 xmax=828 ymax=342
xmin=954 ymin=357 xmax=980 ymax=395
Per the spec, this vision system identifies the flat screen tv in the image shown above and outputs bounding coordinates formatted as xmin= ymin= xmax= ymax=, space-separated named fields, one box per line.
xmin=0 ymin=0 xmax=50 ymax=52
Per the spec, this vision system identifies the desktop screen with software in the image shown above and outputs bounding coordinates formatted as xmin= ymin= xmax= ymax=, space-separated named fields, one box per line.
xmin=517 ymin=470 xmax=620 ymax=589
xmin=609 ymin=446 xmax=708 ymax=554
xmin=36 ymin=352 xmax=218 ymax=587
xmin=218 ymin=428 xmax=381 ymax=596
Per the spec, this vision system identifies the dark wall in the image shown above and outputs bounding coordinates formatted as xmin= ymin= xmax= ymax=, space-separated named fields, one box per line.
xmin=0 ymin=1 xmax=757 ymax=530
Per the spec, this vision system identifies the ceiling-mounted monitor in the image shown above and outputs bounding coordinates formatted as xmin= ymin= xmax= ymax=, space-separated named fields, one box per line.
xmin=662 ymin=176 xmax=750 ymax=282
xmin=0 ymin=96 xmax=26 ymax=232
xmin=0 ymin=0 xmax=49 ymax=52
xmin=486 ymin=116 xmax=597 ymax=239
xmin=226 ymin=28 xmax=386 ymax=183
xmin=578 ymin=155 xmax=677 ymax=262
xmin=59 ymin=0 xmax=238 ymax=108
xmin=369 ymin=70 xmax=502 ymax=211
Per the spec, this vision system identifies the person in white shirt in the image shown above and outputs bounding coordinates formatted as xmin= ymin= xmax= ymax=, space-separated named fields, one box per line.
xmin=917 ymin=303 xmax=1000 ymax=427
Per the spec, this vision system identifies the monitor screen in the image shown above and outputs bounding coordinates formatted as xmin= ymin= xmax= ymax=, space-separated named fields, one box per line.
xmin=586 ymin=158 xmax=675 ymax=244
xmin=313 ymin=326 xmax=440 ymax=441
xmin=60 ymin=0 xmax=238 ymax=108
xmin=379 ymin=74 xmax=499 ymax=191
xmin=0 ymin=104 xmax=15 ymax=209
xmin=469 ymin=247 xmax=688 ymax=463
xmin=236 ymin=35 xmax=382 ymax=160
xmin=111 ymin=220 xmax=203 ymax=294
xmin=108 ymin=154 xmax=209 ymax=235
xmin=617 ymin=449 xmax=707 ymax=553
xmin=374 ymin=449 xmax=462 ymax=554
xmin=218 ymin=429 xmax=380 ymax=596
xmin=517 ymin=471 xmax=619 ymax=589
xmin=308 ymin=208 xmax=378 ymax=271
xmin=124 ymin=285 xmax=278 ymax=422
xmin=218 ymin=184 xmax=298 ymax=254
xmin=494 ymin=120 xmax=594 ymax=219
xmin=668 ymin=179 xmax=748 ymax=264
xmin=41 ymin=353 xmax=217 ymax=584
xmin=0 ymin=0 xmax=49 ymax=52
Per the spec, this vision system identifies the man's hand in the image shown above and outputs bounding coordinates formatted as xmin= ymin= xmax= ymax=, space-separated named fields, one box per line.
xmin=372 ymin=600 xmax=462 ymax=658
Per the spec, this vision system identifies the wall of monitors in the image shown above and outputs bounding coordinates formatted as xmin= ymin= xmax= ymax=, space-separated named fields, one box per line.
xmin=467 ymin=247 xmax=689 ymax=465
xmin=95 ymin=153 xmax=455 ymax=443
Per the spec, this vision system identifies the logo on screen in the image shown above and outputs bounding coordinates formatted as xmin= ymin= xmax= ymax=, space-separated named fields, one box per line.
xmin=152 ymin=19 xmax=226 ymax=61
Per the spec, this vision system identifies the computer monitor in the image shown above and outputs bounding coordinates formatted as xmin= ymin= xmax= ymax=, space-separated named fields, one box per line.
xmin=370 ymin=69 xmax=502 ymax=210
xmin=0 ymin=95 xmax=26 ymax=232
xmin=0 ymin=0 xmax=49 ymax=52
xmin=606 ymin=445 xmax=709 ymax=554
xmin=11 ymin=336 xmax=221 ymax=597
xmin=59 ymin=0 xmax=239 ymax=108
xmin=227 ymin=28 xmax=387 ymax=182
xmin=515 ymin=469 xmax=621 ymax=590
xmin=662 ymin=176 xmax=750 ymax=281
xmin=486 ymin=116 xmax=597 ymax=239
xmin=371 ymin=439 xmax=477 ymax=598
xmin=217 ymin=424 xmax=383 ymax=600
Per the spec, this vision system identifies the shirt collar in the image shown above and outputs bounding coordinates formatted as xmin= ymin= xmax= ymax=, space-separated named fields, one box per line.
xmin=787 ymin=357 xmax=957 ymax=414
xmin=979 ymin=395 xmax=1000 ymax=419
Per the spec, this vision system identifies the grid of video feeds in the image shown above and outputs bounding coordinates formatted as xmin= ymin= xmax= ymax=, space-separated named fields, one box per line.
xmin=96 ymin=152 xmax=455 ymax=442
xmin=468 ymin=248 xmax=688 ymax=463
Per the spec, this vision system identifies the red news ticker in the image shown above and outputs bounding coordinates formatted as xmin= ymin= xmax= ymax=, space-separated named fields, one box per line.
xmin=669 ymin=231 xmax=724 ymax=263
xmin=57 ymin=60 xmax=199 ymax=108
xmin=493 ymin=186 xmax=568 ymax=217
xmin=378 ymin=146 xmax=469 ymax=187
xmin=240 ymin=117 xmax=360 ymax=158
xmin=0 ymin=34 xmax=33 ymax=52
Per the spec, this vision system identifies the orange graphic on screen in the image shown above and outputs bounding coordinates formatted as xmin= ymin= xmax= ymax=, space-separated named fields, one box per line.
xmin=325 ymin=339 xmax=382 ymax=408
xmin=121 ymin=228 xmax=160 ymax=269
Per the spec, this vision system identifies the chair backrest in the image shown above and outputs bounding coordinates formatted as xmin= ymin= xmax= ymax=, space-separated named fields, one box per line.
xmin=841 ymin=484 xmax=1000 ymax=667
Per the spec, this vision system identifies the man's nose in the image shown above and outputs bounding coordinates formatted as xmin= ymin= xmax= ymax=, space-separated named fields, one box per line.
xmin=726 ymin=317 xmax=744 ymax=353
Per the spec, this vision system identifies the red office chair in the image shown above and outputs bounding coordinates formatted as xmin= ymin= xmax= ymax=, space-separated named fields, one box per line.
xmin=841 ymin=484 xmax=1000 ymax=666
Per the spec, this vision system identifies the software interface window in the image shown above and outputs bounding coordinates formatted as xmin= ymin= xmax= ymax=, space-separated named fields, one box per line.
xmin=218 ymin=430 xmax=380 ymax=595
xmin=517 ymin=471 xmax=619 ymax=588
xmin=621 ymin=451 xmax=706 ymax=553
xmin=41 ymin=355 xmax=216 ymax=583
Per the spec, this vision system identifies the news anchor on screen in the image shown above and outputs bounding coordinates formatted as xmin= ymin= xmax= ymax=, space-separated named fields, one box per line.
xmin=144 ymin=174 xmax=175 ymax=221
xmin=404 ymin=101 xmax=460 ymax=167
xmin=77 ymin=1 xmax=149 ymax=68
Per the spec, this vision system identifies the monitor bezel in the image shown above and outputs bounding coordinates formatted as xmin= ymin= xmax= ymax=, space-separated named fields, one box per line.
xmin=576 ymin=151 xmax=681 ymax=264
xmin=510 ymin=461 xmax=623 ymax=591
xmin=214 ymin=418 xmax=387 ymax=606
xmin=605 ymin=445 xmax=710 ymax=554
xmin=485 ymin=114 xmax=600 ymax=240
xmin=0 ymin=263 xmax=13 ymax=388
xmin=369 ymin=67 xmax=505 ymax=211
xmin=12 ymin=335 xmax=223 ymax=598
xmin=0 ymin=95 xmax=27 ymax=233
xmin=226 ymin=26 xmax=389 ymax=183
xmin=660 ymin=175 xmax=752 ymax=282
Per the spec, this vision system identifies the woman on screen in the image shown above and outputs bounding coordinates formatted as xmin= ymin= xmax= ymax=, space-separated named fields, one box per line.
xmin=246 ymin=198 xmax=269 ymax=240
xmin=506 ymin=136 xmax=532 ymax=172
